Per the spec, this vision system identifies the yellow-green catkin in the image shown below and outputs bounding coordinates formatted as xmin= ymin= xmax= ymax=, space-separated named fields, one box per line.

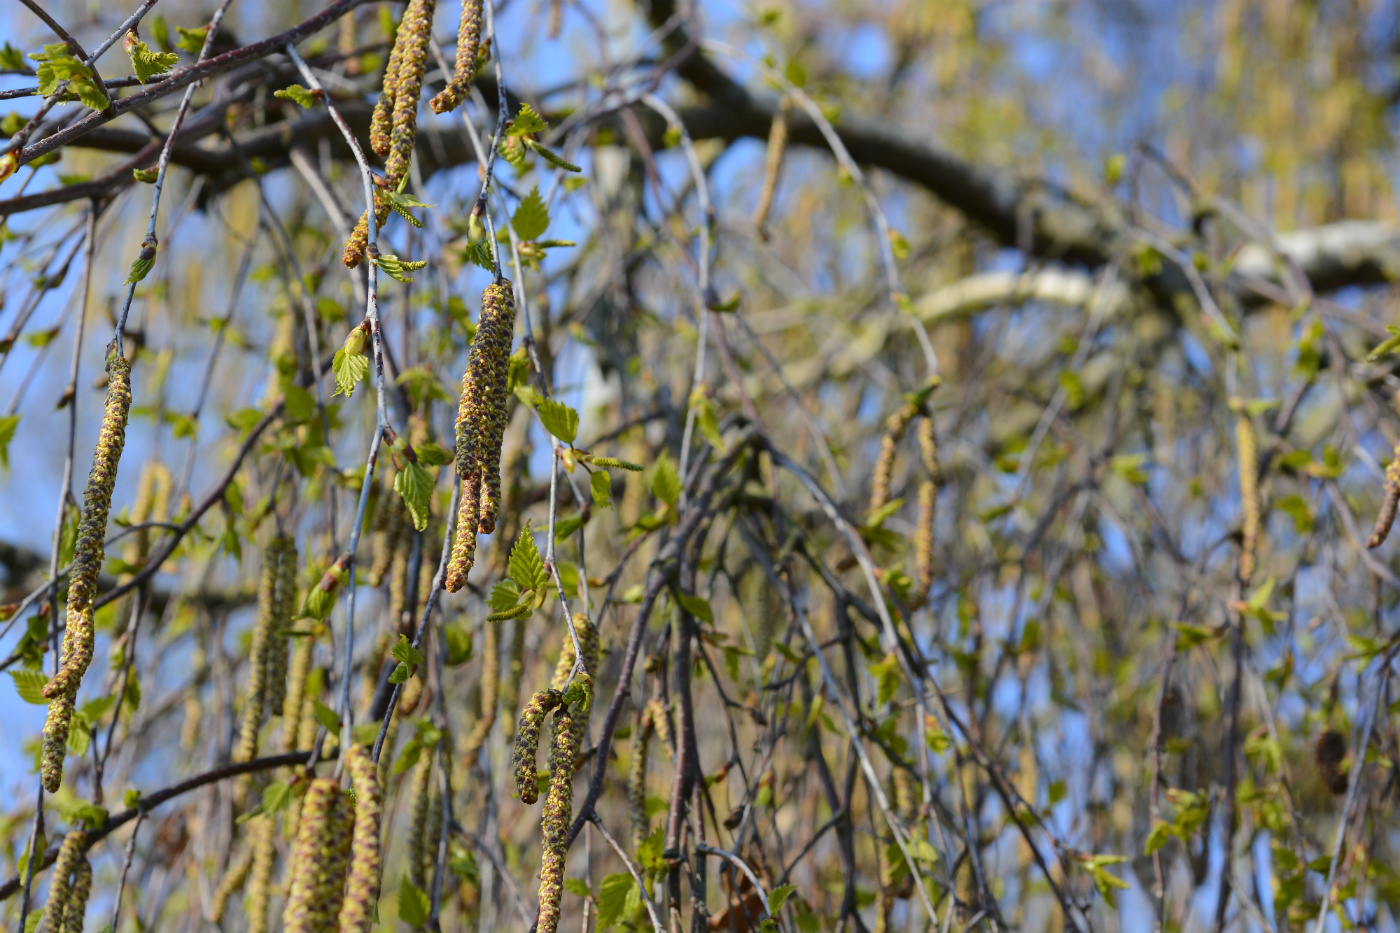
xmin=550 ymin=615 xmax=597 ymax=766
xmin=459 ymin=613 xmax=500 ymax=770
xmin=535 ymin=704 xmax=580 ymax=933
xmin=58 ymin=855 xmax=92 ymax=933
xmin=628 ymin=704 xmax=655 ymax=854
xmin=1368 ymin=436 xmax=1400 ymax=548
xmin=407 ymin=753 xmax=434 ymax=891
xmin=915 ymin=417 xmax=939 ymax=597
xmin=266 ymin=536 xmax=297 ymax=716
xmin=429 ymin=0 xmax=482 ymax=114
xmin=368 ymin=488 xmax=408 ymax=587
xmin=647 ymin=697 xmax=673 ymax=758
xmin=344 ymin=0 xmax=435 ymax=268
xmin=282 ymin=778 xmax=354 ymax=933
xmin=237 ymin=543 xmax=284 ymax=763
xmin=1236 ymin=413 xmax=1259 ymax=585
xmin=283 ymin=636 xmax=315 ymax=753
xmin=337 ymin=744 xmax=383 ymax=933
xmin=751 ymin=103 xmax=788 ymax=238
xmin=42 ymin=354 xmax=132 ymax=791
xmin=45 ymin=831 xmax=86 ymax=933
xmin=368 ymin=12 xmax=406 ymax=158
xmin=513 ymin=689 xmax=563 ymax=804
xmin=869 ymin=400 xmax=918 ymax=516
xmin=210 ymin=846 xmax=253 ymax=924
xmin=245 ymin=815 xmax=277 ymax=933
xmin=447 ymin=281 xmax=517 ymax=592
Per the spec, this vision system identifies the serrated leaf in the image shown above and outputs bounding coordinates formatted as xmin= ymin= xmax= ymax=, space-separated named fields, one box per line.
xmin=534 ymin=392 xmax=579 ymax=444
xmin=554 ymin=514 xmax=584 ymax=541
xmin=415 ymin=442 xmax=453 ymax=466
xmin=391 ymin=633 xmax=425 ymax=667
xmin=564 ymin=877 xmax=591 ymax=898
xmin=651 ymin=452 xmax=681 ymax=506
xmin=274 ymin=84 xmax=318 ymax=107
xmin=512 ymin=186 xmax=549 ymax=240
xmin=262 ymin=781 xmax=293 ymax=815
xmin=508 ymin=521 xmax=548 ymax=591
xmin=507 ymin=102 xmax=548 ymax=136
xmin=596 ymin=872 xmax=635 ymax=930
xmin=489 ymin=578 xmax=522 ymax=613
xmin=768 ymin=883 xmax=797 ymax=914
xmin=388 ymin=662 xmax=411 ymax=683
xmin=398 ymin=876 xmax=430 ymax=928
xmin=677 ymin=592 xmax=712 ymax=623
xmin=332 ymin=346 xmax=370 ymax=398
xmin=174 ymin=25 xmax=209 ymax=54
xmin=393 ymin=460 xmax=433 ymax=531
xmin=127 ymin=37 xmax=178 ymax=84
xmin=9 ymin=669 xmax=49 ymax=705
xmin=372 ymin=252 xmax=428 ymax=283
xmin=125 ymin=255 xmax=153 ymax=285
xmin=590 ymin=470 xmax=612 ymax=509
xmin=312 ymin=699 xmax=340 ymax=734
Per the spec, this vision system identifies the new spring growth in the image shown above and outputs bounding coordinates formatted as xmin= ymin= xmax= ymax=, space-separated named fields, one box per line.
xmin=408 ymin=754 xmax=435 ymax=891
xmin=458 ymin=612 xmax=500 ymax=769
xmin=333 ymin=322 xmax=371 ymax=398
xmin=337 ymin=743 xmax=384 ymax=933
xmin=266 ymin=536 xmax=298 ymax=716
xmin=429 ymin=0 xmax=482 ymax=114
xmin=46 ymin=830 xmax=92 ymax=933
xmin=447 ymin=280 xmax=518 ymax=592
xmin=869 ymin=377 xmax=939 ymax=516
xmin=43 ymin=353 xmax=132 ymax=792
xmin=536 ymin=684 xmax=588 ymax=933
xmin=1368 ymin=436 xmax=1400 ymax=548
xmin=915 ymin=417 xmax=940 ymax=597
xmin=301 ymin=554 xmax=350 ymax=621
xmin=236 ymin=542 xmax=285 ymax=763
xmin=1233 ymin=404 xmax=1259 ymax=585
xmin=752 ymin=99 xmax=789 ymax=238
xmin=628 ymin=703 xmax=656 ymax=853
xmin=245 ymin=815 xmax=276 ymax=933
xmin=513 ymin=689 xmax=563 ymax=804
xmin=125 ymin=235 xmax=158 ymax=285
xmin=281 ymin=777 xmax=354 ymax=933
xmin=210 ymin=848 xmax=252 ymax=924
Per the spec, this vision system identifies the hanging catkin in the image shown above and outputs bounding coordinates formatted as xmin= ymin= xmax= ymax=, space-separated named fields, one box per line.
xmin=513 ymin=689 xmax=563 ymax=804
xmin=429 ymin=0 xmax=483 ymax=114
xmin=1236 ymin=413 xmax=1259 ymax=585
xmin=345 ymin=0 xmax=436 ymax=267
xmin=58 ymin=855 xmax=92 ymax=933
xmin=458 ymin=613 xmax=500 ymax=769
xmin=751 ymin=102 xmax=788 ymax=238
xmin=45 ymin=831 xmax=87 ymax=933
xmin=627 ymin=703 xmax=655 ymax=854
xmin=266 ymin=536 xmax=297 ymax=715
xmin=283 ymin=635 xmax=315 ymax=753
xmin=42 ymin=353 xmax=132 ymax=791
xmin=407 ymin=753 xmax=434 ymax=891
xmin=549 ymin=614 xmax=597 ymax=766
xmin=535 ymin=703 xmax=580 ymax=933
xmin=1368 ymin=437 xmax=1400 ymax=548
xmin=447 ymin=280 xmax=517 ymax=592
xmin=236 ymin=543 xmax=284 ymax=763
xmin=282 ymin=778 xmax=354 ymax=933
xmin=210 ymin=846 xmax=253 ymax=924
xmin=915 ymin=417 xmax=940 ymax=596
xmin=245 ymin=815 xmax=277 ymax=933
xmin=336 ymin=744 xmax=383 ymax=933
xmin=869 ymin=400 xmax=918 ymax=516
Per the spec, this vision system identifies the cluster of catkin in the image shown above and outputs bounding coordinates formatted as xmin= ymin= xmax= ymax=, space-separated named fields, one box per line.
xmin=237 ymin=536 xmax=298 ymax=762
xmin=44 ymin=831 xmax=93 ymax=933
xmin=627 ymin=695 xmax=672 ymax=854
xmin=344 ymin=0 xmax=435 ymax=267
xmin=868 ymin=381 xmax=941 ymax=599
xmin=429 ymin=0 xmax=483 ymax=114
xmin=41 ymin=354 xmax=132 ymax=792
xmin=510 ymin=619 xmax=597 ymax=933
xmin=446 ymin=281 xmax=517 ymax=592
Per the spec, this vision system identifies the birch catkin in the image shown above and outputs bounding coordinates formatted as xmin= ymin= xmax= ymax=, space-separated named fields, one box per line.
xmin=1236 ymin=413 xmax=1259 ymax=585
xmin=210 ymin=846 xmax=253 ymax=924
xmin=245 ymin=815 xmax=276 ymax=933
xmin=869 ymin=401 xmax=918 ymax=516
xmin=915 ymin=417 xmax=940 ymax=596
xmin=513 ymin=689 xmax=563 ymax=804
xmin=45 ymin=831 xmax=86 ymax=933
xmin=535 ymin=704 xmax=580 ymax=933
xmin=751 ymin=104 xmax=788 ymax=238
xmin=336 ymin=744 xmax=383 ymax=933
xmin=429 ymin=0 xmax=483 ymax=114
xmin=282 ymin=778 xmax=354 ymax=933
xmin=266 ymin=535 xmax=298 ymax=715
xmin=407 ymin=753 xmax=434 ymax=891
xmin=283 ymin=635 xmax=315 ymax=753
xmin=550 ymin=615 xmax=597 ymax=763
xmin=628 ymin=703 xmax=655 ymax=853
xmin=237 ymin=544 xmax=283 ymax=762
xmin=458 ymin=613 xmax=499 ymax=769
xmin=58 ymin=855 xmax=92 ymax=933
xmin=447 ymin=280 xmax=517 ymax=592
xmin=1368 ymin=437 xmax=1400 ymax=548
xmin=42 ymin=354 xmax=132 ymax=791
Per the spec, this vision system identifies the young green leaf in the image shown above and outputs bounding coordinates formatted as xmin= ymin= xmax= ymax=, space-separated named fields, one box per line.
xmin=590 ymin=469 xmax=612 ymax=509
xmin=768 ymin=883 xmax=797 ymax=915
xmin=595 ymin=872 xmax=636 ymax=930
xmin=174 ymin=25 xmax=209 ymax=53
xmin=9 ymin=669 xmax=49 ymax=705
xmin=651 ymin=452 xmax=681 ymax=506
xmin=394 ymin=460 xmax=434 ymax=531
xmin=508 ymin=521 xmax=549 ymax=591
xmin=312 ymin=700 xmax=341 ymax=734
xmin=273 ymin=84 xmax=319 ymax=107
xmin=414 ymin=442 xmax=454 ymax=466
xmin=127 ymin=37 xmax=179 ymax=84
xmin=391 ymin=633 xmax=426 ymax=667
xmin=332 ymin=346 xmax=370 ymax=398
xmin=398 ymin=876 xmax=431 ymax=927
xmin=512 ymin=186 xmax=549 ymax=240
xmin=534 ymin=393 xmax=579 ymax=444
xmin=507 ymin=102 xmax=548 ymax=136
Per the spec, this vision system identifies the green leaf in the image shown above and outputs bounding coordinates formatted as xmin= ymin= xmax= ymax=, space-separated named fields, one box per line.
xmin=564 ymin=878 xmax=591 ymax=898
xmin=125 ymin=254 xmax=154 ymax=285
xmin=388 ymin=662 xmax=411 ymax=684
xmin=9 ymin=669 xmax=49 ymax=705
xmin=262 ymin=781 xmax=293 ymax=815
xmin=677 ymin=592 xmax=712 ymax=623
xmin=415 ymin=442 xmax=454 ymax=466
xmin=508 ymin=521 xmax=549 ymax=591
xmin=1144 ymin=820 xmax=1171 ymax=855
xmin=444 ymin=622 xmax=473 ymax=666
xmin=174 ymin=25 xmax=209 ymax=54
xmin=149 ymin=16 xmax=171 ymax=52
xmin=488 ymin=578 xmax=522 ymax=613
xmin=0 ymin=42 xmax=24 ymax=71
xmin=283 ymin=383 xmax=316 ymax=422
xmin=553 ymin=514 xmax=584 ymax=542
xmin=534 ymin=392 xmax=579 ymax=444
xmin=332 ymin=346 xmax=370 ymax=398
xmin=398 ymin=876 xmax=430 ymax=928
xmin=595 ymin=872 xmax=635 ymax=930
xmin=371 ymin=252 xmax=429 ymax=283
xmin=391 ymin=633 xmax=425 ymax=667
xmin=225 ymin=407 xmax=263 ymax=431
xmin=651 ymin=452 xmax=681 ymax=506
xmin=508 ymin=102 xmax=548 ymax=136
xmin=127 ymin=38 xmax=179 ymax=84
xmin=590 ymin=470 xmax=612 ymax=509
xmin=769 ymin=883 xmax=796 ymax=914
xmin=273 ymin=84 xmax=318 ymax=107
xmin=312 ymin=700 xmax=341 ymax=734
xmin=512 ymin=186 xmax=550 ymax=240
xmin=0 ymin=414 xmax=19 ymax=469
xmin=393 ymin=460 xmax=434 ymax=531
